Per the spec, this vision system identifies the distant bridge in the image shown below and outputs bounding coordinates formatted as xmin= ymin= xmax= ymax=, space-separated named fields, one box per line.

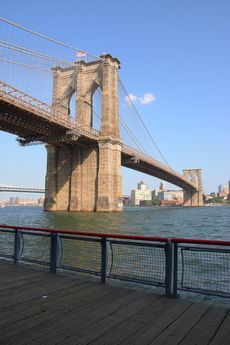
xmin=0 ymin=186 xmax=45 ymax=193
xmin=0 ymin=186 xmax=131 ymax=199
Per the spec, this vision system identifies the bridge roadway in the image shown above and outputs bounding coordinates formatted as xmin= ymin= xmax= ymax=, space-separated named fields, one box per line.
xmin=0 ymin=81 xmax=196 ymax=192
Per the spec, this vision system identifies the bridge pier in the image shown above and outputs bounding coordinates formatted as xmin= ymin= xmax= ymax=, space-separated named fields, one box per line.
xmin=183 ymin=169 xmax=204 ymax=206
xmin=44 ymin=54 xmax=123 ymax=212
xmin=44 ymin=141 xmax=122 ymax=212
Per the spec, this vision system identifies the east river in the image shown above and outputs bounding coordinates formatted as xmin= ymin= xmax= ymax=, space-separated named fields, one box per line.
xmin=0 ymin=205 xmax=229 ymax=240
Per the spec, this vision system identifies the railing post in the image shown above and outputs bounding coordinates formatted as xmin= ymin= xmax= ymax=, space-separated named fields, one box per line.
xmin=50 ymin=233 xmax=59 ymax=273
xmin=101 ymin=237 xmax=108 ymax=284
xmin=173 ymin=242 xmax=179 ymax=297
xmin=165 ymin=241 xmax=173 ymax=296
xmin=14 ymin=229 xmax=21 ymax=264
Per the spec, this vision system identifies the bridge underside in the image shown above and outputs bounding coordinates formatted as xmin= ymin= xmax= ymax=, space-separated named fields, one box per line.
xmin=121 ymin=151 xmax=204 ymax=207
xmin=0 ymin=99 xmax=96 ymax=146
xmin=0 ymin=99 xmax=203 ymax=209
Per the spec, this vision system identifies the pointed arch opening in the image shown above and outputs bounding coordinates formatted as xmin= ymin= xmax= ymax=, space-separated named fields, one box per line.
xmin=91 ymin=84 xmax=102 ymax=131
xmin=68 ymin=89 xmax=77 ymax=119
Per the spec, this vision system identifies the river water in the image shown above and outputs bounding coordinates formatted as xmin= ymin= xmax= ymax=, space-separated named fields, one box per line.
xmin=0 ymin=205 xmax=229 ymax=240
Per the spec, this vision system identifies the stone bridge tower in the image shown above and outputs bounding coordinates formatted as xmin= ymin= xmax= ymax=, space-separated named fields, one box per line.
xmin=44 ymin=54 xmax=123 ymax=211
xmin=183 ymin=169 xmax=204 ymax=206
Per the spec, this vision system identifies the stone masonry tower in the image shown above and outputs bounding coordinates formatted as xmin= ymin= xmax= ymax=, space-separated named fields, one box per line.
xmin=44 ymin=54 xmax=123 ymax=212
xmin=183 ymin=169 xmax=204 ymax=206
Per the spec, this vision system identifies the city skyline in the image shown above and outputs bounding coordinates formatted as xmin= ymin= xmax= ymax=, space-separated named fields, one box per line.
xmin=0 ymin=0 xmax=229 ymax=197
xmin=0 ymin=178 xmax=229 ymax=202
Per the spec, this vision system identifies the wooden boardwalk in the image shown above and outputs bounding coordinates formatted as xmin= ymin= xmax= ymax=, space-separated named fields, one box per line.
xmin=0 ymin=261 xmax=229 ymax=345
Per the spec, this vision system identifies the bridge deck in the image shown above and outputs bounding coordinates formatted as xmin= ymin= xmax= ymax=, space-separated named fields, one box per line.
xmin=0 ymin=261 xmax=229 ymax=345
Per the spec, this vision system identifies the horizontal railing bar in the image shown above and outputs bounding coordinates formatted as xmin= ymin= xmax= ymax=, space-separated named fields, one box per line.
xmin=110 ymin=239 xmax=166 ymax=248
xmin=108 ymin=275 xmax=166 ymax=287
xmin=0 ymin=225 xmax=169 ymax=243
xmin=20 ymin=257 xmax=50 ymax=266
xmin=179 ymin=287 xmax=230 ymax=299
xmin=21 ymin=231 xmax=50 ymax=237
xmin=59 ymin=234 xmax=101 ymax=243
xmin=180 ymin=246 xmax=230 ymax=253
xmin=171 ymin=238 xmax=230 ymax=246
xmin=0 ymin=229 xmax=15 ymax=234
xmin=1 ymin=225 xmax=230 ymax=246
xmin=58 ymin=264 xmax=101 ymax=276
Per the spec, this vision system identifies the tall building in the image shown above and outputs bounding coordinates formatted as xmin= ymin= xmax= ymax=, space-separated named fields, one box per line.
xmin=130 ymin=181 xmax=152 ymax=206
xmin=159 ymin=181 xmax=166 ymax=191
xmin=217 ymin=183 xmax=229 ymax=199
xmin=218 ymin=185 xmax=223 ymax=194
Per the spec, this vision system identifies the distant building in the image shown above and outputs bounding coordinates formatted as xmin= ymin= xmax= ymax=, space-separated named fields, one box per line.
xmin=158 ymin=191 xmax=174 ymax=201
xmin=168 ymin=189 xmax=184 ymax=202
xmin=38 ymin=196 xmax=45 ymax=205
xmin=159 ymin=181 xmax=166 ymax=191
xmin=8 ymin=197 xmax=15 ymax=205
xmin=152 ymin=188 xmax=159 ymax=200
xmin=218 ymin=185 xmax=223 ymax=194
xmin=130 ymin=181 xmax=152 ymax=206
xmin=217 ymin=184 xmax=229 ymax=199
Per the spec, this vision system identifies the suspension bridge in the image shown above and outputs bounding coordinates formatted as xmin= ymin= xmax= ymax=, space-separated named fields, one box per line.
xmin=0 ymin=17 xmax=203 ymax=211
xmin=0 ymin=185 xmax=45 ymax=193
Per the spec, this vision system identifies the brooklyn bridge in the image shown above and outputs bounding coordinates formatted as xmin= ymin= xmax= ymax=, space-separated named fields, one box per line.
xmin=0 ymin=18 xmax=203 ymax=211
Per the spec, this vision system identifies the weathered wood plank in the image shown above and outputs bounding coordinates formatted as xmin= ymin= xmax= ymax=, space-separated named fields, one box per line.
xmin=177 ymin=301 xmax=230 ymax=345
xmin=209 ymin=310 xmax=230 ymax=345
xmin=147 ymin=298 xmax=215 ymax=345
xmin=102 ymin=296 xmax=197 ymax=345
xmin=0 ymin=261 xmax=229 ymax=345
xmin=31 ymin=289 xmax=161 ymax=345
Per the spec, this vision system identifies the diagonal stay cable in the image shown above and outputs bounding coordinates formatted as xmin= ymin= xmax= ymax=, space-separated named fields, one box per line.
xmin=91 ymin=103 xmax=146 ymax=154
xmin=118 ymin=78 xmax=173 ymax=169
xmin=92 ymin=87 xmax=146 ymax=153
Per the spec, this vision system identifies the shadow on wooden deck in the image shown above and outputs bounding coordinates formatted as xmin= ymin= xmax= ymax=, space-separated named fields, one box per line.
xmin=0 ymin=260 xmax=229 ymax=345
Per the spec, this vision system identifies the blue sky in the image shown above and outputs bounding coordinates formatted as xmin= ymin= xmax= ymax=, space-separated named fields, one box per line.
xmin=0 ymin=0 xmax=229 ymax=199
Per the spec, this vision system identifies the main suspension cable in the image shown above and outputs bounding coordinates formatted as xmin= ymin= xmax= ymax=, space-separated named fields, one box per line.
xmin=0 ymin=40 xmax=75 ymax=66
xmin=0 ymin=17 xmax=101 ymax=60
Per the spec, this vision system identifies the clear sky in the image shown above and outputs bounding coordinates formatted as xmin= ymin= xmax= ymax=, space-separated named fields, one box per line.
xmin=0 ymin=0 xmax=229 ymax=199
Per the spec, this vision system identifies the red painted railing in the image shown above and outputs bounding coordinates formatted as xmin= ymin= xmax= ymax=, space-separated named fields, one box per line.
xmin=0 ymin=224 xmax=230 ymax=298
xmin=1 ymin=224 xmax=230 ymax=246
xmin=0 ymin=224 xmax=169 ymax=242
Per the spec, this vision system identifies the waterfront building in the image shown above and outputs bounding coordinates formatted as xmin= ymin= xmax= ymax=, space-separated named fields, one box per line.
xmin=217 ymin=184 xmax=228 ymax=198
xmin=218 ymin=185 xmax=223 ymax=194
xmin=159 ymin=181 xmax=166 ymax=191
xmin=130 ymin=181 xmax=152 ymax=206
xmin=158 ymin=191 xmax=174 ymax=201
xmin=38 ymin=197 xmax=45 ymax=205
xmin=168 ymin=189 xmax=184 ymax=202
xmin=152 ymin=188 xmax=159 ymax=199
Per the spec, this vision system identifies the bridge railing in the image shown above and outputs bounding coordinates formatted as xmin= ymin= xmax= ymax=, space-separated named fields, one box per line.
xmin=0 ymin=224 xmax=229 ymax=298
xmin=0 ymin=81 xmax=99 ymax=140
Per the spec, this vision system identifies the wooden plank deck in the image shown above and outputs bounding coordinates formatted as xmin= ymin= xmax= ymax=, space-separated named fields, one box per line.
xmin=0 ymin=261 xmax=229 ymax=345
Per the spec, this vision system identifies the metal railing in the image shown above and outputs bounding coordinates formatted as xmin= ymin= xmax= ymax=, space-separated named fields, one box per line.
xmin=0 ymin=224 xmax=229 ymax=298
xmin=0 ymin=81 xmax=99 ymax=140
xmin=172 ymin=238 xmax=230 ymax=298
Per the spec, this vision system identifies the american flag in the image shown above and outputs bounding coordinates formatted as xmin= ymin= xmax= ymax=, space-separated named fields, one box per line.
xmin=76 ymin=50 xmax=86 ymax=58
